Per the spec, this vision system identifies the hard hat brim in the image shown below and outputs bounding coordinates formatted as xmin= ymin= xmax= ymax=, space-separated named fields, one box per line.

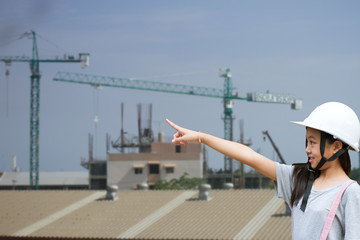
xmin=290 ymin=121 xmax=360 ymax=152
xmin=291 ymin=121 xmax=307 ymax=128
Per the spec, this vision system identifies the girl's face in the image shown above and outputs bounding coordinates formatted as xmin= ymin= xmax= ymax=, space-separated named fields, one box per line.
xmin=305 ymin=128 xmax=333 ymax=170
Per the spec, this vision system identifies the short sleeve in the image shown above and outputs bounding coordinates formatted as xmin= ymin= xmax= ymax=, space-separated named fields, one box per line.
xmin=342 ymin=182 xmax=360 ymax=239
xmin=274 ymin=163 xmax=294 ymax=205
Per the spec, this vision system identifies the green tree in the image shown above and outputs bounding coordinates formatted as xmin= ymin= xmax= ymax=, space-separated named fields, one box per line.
xmin=153 ymin=172 xmax=206 ymax=190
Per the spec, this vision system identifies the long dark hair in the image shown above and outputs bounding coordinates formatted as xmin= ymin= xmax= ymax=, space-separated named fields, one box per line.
xmin=290 ymin=132 xmax=351 ymax=207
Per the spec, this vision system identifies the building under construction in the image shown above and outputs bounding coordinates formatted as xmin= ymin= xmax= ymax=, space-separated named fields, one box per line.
xmin=82 ymin=103 xmax=204 ymax=190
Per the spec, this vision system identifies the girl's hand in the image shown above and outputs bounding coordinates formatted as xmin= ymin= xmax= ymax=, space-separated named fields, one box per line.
xmin=166 ymin=119 xmax=201 ymax=145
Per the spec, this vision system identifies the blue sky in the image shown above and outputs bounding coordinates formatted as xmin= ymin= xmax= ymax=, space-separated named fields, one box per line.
xmin=1 ymin=0 xmax=360 ymax=173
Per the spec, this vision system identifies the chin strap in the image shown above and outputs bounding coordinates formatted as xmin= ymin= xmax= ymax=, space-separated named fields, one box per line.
xmin=311 ymin=132 xmax=348 ymax=171
xmin=295 ymin=132 xmax=349 ymax=212
xmin=300 ymin=164 xmax=315 ymax=211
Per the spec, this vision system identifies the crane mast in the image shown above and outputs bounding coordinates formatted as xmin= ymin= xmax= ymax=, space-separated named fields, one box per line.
xmin=220 ymin=69 xmax=235 ymax=173
xmin=0 ymin=31 xmax=89 ymax=189
xmin=30 ymin=31 xmax=41 ymax=189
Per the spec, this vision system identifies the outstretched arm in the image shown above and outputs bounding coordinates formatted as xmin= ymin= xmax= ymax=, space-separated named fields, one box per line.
xmin=166 ymin=119 xmax=277 ymax=181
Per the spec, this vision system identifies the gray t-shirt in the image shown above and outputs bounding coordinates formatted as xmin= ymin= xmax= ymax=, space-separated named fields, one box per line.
xmin=275 ymin=163 xmax=360 ymax=240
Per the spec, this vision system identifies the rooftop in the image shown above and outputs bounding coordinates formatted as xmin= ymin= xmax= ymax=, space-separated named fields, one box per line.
xmin=0 ymin=189 xmax=291 ymax=239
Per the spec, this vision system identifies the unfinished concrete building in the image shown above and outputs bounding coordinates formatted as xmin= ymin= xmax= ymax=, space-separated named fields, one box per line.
xmin=108 ymin=142 xmax=203 ymax=189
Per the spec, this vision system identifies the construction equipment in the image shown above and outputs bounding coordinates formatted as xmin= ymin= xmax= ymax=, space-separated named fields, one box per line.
xmin=111 ymin=103 xmax=153 ymax=153
xmin=262 ymin=130 xmax=286 ymax=164
xmin=53 ymin=68 xmax=301 ymax=181
xmin=112 ymin=103 xmax=126 ymax=153
xmin=0 ymin=30 xmax=89 ymax=189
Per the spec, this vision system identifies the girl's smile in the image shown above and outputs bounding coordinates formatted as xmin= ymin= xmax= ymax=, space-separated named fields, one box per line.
xmin=305 ymin=128 xmax=322 ymax=169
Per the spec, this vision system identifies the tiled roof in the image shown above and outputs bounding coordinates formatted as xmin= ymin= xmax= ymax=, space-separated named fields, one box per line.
xmin=252 ymin=203 xmax=291 ymax=240
xmin=0 ymin=189 xmax=291 ymax=239
xmin=0 ymin=190 xmax=98 ymax=236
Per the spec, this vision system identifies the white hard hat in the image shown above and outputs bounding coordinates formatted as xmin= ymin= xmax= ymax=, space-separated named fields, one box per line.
xmin=292 ymin=102 xmax=360 ymax=152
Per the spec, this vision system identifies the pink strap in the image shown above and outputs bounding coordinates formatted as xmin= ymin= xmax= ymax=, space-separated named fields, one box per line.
xmin=320 ymin=180 xmax=355 ymax=240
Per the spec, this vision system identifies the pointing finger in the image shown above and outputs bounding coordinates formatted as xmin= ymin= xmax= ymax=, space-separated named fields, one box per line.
xmin=166 ymin=119 xmax=181 ymax=132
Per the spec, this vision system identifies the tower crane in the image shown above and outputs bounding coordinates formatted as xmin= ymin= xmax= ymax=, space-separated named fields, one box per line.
xmin=53 ymin=68 xmax=301 ymax=182
xmin=0 ymin=31 xmax=89 ymax=189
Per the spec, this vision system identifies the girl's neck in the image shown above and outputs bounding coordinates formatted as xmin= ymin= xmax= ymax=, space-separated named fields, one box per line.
xmin=314 ymin=162 xmax=349 ymax=190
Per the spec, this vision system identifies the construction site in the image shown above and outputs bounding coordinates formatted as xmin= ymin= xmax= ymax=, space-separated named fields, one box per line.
xmin=2 ymin=1 xmax=360 ymax=239
xmin=0 ymin=29 xmax=300 ymax=239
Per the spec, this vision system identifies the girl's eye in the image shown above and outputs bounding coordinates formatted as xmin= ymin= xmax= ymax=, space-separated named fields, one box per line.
xmin=306 ymin=140 xmax=315 ymax=146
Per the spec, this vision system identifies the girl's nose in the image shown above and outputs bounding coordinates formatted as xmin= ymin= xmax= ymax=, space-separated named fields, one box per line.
xmin=305 ymin=141 xmax=311 ymax=154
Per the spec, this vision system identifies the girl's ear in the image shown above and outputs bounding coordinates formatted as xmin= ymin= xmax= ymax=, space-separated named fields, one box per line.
xmin=333 ymin=140 xmax=343 ymax=152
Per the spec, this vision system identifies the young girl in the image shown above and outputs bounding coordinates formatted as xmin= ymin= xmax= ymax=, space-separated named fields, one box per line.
xmin=166 ymin=102 xmax=360 ymax=240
